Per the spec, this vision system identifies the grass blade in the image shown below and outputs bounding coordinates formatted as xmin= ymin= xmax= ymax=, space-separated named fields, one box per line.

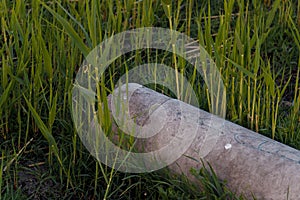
xmin=41 ymin=1 xmax=90 ymax=57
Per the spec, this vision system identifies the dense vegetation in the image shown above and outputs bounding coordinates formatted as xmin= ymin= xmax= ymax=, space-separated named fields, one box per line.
xmin=0 ymin=0 xmax=299 ymax=199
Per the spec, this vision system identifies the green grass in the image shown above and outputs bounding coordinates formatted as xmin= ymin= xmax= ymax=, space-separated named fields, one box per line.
xmin=0 ymin=0 xmax=299 ymax=199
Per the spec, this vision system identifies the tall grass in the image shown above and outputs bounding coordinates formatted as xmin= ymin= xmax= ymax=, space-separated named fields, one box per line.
xmin=196 ymin=0 xmax=299 ymax=140
xmin=0 ymin=0 xmax=299 ymax=199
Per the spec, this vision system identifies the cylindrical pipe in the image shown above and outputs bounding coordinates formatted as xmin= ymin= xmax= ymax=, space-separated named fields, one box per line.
xmin=108 ymin=83 xmax=300 ymax=200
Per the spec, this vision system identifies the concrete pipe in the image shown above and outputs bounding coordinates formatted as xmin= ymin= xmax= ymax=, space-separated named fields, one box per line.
xmin=106 ymin=83 xmax=300 ymax=200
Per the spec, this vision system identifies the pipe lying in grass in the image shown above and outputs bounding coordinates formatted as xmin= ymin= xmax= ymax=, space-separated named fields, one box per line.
xmin=106 ymin=83 xmax=300 ymax=200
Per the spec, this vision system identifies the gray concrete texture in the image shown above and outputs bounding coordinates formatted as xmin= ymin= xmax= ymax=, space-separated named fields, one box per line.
xmin=107 ymin=83 xmax=300 ymax=200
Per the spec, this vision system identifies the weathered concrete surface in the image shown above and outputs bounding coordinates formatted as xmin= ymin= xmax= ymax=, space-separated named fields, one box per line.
xmin=108 ymin=83 xmax=300 ymax=200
